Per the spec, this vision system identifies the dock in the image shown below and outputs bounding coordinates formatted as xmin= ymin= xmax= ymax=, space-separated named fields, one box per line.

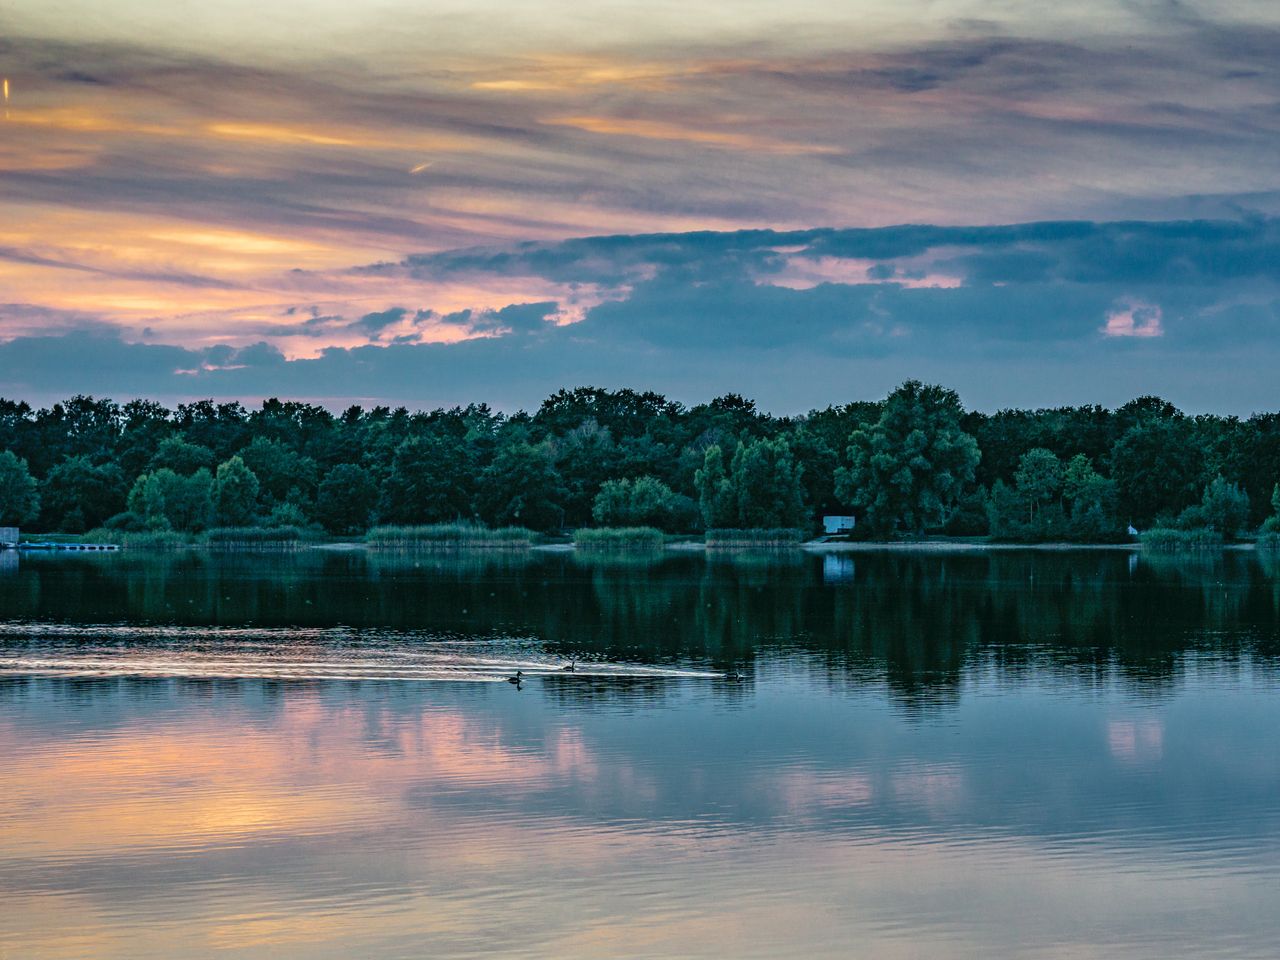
xmin=17 ymin=542 xmax=121 ymax=552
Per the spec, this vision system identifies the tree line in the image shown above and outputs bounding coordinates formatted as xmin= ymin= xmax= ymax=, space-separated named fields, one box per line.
xmin=1 ymin=383 xmax=1279 ymax=540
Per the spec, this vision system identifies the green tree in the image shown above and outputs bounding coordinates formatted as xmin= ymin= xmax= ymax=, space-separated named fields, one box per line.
xmin=695 ymin=445 xmax=735 ymax=529
xmin=1062 ymin=454 xmax=1118 ymax=541
xmin=1190 ymin=476 xmax=1250 ymax=540
xmin=474 ymin=440 xmax=566 ymax=532
xmin=314 ymin=463 xmax=378 ymax=535
xmin=238 ymin=437 xmax=319 ymax=506
xmin=148 ymin=437 xmax=215 ymax=476
xmin=127 ymin=468 xmax=213 ymax=532
xmin=986 ymin=480 xmax=1023 ymax=540
xmin=212 ymin=456 xmax=261 ymax=526
xmin=1110 ymin=417 xmax=1203 ymax=527
xmin=0 ymin=450 xmax=40 ymax=525
xmin=592 ymin=475 xmax=696 ymax=532
xmin=41 ymin=456 xmax=126 ymax=532
xmin=379 ymin=434 xmax=473 ymax=524
xmin=836 ymin=381 xmax=980 ymax=535
xmin=728 ymin=436 xmax=807 ymax=529
xmin=1013 ymin=448 xmax=1062 ymax=524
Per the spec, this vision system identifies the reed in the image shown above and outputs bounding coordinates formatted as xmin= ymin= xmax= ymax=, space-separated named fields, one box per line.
xmin=82 ymin=528 xmax=194 ymax=548
xmin=704 ymin=528 xmax=804 ymax=547
xmin=365 ymin=522 xmax=535 ymax=547
xmin=572 ymin=527 xmax=665 ymax=550
xmin=1140 ymin=527 xmax=1223 ymax=551
xmin=205 ymin=525 xmax=307 ymax=548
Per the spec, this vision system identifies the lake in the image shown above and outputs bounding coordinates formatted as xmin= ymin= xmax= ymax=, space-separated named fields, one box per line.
xmin=2 ymin=547 xmax=1278 ymax=958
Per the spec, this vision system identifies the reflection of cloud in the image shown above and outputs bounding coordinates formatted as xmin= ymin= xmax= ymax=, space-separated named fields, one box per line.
xmin=1108 ymin=718 xmax=1165 ymax=763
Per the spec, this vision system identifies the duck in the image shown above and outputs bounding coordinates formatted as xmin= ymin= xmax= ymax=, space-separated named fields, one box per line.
xmin=506 ymin=670 xmax=524 ymax=685
xmin=561 ymin=660 xmax=577 ymax=672
xmin=725 ymin=670 xmax=746 ymax=681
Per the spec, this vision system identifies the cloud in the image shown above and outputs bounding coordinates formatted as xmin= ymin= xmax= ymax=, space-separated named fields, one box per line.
xmin=1102 ymin=299 xmax=1164 ymax=338
xmin=2 ymin=216 xmax=1279 ymax=412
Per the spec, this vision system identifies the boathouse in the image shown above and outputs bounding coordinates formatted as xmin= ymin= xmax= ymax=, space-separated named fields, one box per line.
xmin=822 ymin=515 xmax=855 ymax=535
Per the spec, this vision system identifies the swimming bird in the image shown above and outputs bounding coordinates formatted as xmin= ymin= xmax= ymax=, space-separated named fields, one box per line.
xmin=562 ymin=660 xmax=577 ymax=672
xmin=506 ymin=670 xmax=524 ymax=685
xmin=725 ymin=670 xmax=746 ymax=681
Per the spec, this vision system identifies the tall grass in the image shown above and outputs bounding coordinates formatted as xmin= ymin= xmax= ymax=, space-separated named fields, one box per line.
xmin=573 ymin=527 xmax=665 ymax=550
xmin=366 ymin=522 xmax=535 ymax=547
xmin=206 ymin=525 xmax=307 ymax=548
xmin=705 ymin=528 xmax=804 ymax=547
xmin=1140 ymin=527 xmax=1224 ymax=551
xmin=82 ymin=528 xmax=194 ymax=549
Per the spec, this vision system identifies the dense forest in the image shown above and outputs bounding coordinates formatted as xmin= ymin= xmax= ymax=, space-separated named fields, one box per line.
xmin=1 ymin=382 xmax=1279 ymax=542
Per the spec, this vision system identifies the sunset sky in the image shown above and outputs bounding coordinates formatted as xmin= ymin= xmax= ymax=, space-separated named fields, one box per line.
xmin=3 ymin=0 xmax=1279 ymax=411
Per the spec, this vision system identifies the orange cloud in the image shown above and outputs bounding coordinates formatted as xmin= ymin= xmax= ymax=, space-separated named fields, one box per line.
xmin=543 ymin=115 xmax=841 ymax=155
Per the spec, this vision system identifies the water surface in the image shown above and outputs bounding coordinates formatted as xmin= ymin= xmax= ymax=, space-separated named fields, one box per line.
xmin=2 ymin=548 xmax=1278 ymax=958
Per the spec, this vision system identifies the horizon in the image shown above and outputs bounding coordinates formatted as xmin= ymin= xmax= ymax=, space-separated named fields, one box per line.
xmin=3 ymin=372 xmax=1280 ymax=420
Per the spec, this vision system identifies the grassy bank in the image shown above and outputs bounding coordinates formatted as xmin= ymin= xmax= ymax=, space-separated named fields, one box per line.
xmin=366 ymin=522 xmax=535 ymax=548
xmin=705 ymin=528 xmax=804 ymax=547
xmin=572 ymin=527 xmax=665 ymax=550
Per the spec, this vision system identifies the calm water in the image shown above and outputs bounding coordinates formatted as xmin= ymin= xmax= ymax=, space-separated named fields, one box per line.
xmin=2 ymin=547 xmax=1279 ymax=959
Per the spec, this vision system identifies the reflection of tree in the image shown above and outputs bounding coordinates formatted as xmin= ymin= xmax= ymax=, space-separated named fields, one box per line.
xmin=1 ymin=548 xmax=1277 ymax=711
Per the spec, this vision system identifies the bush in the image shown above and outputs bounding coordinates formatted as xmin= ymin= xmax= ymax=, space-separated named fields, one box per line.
xmin=705 ymin=528 xmax=803 ymax=546
xmin=573 ymin=527 xmax=664 ymax=550
xmin=1257 ymin=530 xmax=1280 ymax=551
xmin=1140 ymin=527 xmax=1223 ymax=551
xmin=365 ymin=523 xmax=535 ymax=547
xmin=103 ymin=511 xmax=148 ymax=532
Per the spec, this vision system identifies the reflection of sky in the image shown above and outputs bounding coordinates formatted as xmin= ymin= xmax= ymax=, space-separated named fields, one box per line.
xmin=2 ymin=551 xmax=1278 ymax=955
xmin=2 ymin=665 xmax=1279 ymax=958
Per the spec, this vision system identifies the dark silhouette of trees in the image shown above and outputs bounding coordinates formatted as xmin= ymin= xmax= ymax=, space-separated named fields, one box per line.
xmin=1 ymin=383 xmax=1278 ymax=542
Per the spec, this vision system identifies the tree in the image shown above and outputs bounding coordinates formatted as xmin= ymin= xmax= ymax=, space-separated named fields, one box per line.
xmin=127 ymin=468 xmax=213 ymax=531
xmin=378 ymin=434 xmax=473 ymax=524
xmin=314 ymin=464 xmax=378 ymax=535
xmin=238 ymin=436 xmax=319 ymax=505
xmin=1110 ymin=417 xmax=1203 ymax=526
xmin=552 ymin=418 xmax=622 ymax=526
xmin=1190 ymin=476 xmax=1250 ymax=540
xmin=836 ymin=381 xmax=980 ymax=535
xmin=148 ymin=437 xmax=215 ymax=476
xmin=1013 ymin=448 xmax=1062 ymax=524
xmin=695 ymin=445 xmax=735 ymax=529
xmin=1062 ymin=454 xmax=1118 ymax=541
xmin=0 ymin=451 xmax=40 ymax=525
xmin=693 ymin=438 xmax=807 ymax=530
xmin=474 ymin=439 xmax=566 ymax=532
xmin=41 ymin=456 xmax=126 ymax=532
xmin=213 ymin=456 xmax=260 ymax=526
xmin=592 ymin=476 xmax=696 ymax=532
xmin=728 ymin=436 xmax=807 ymax=529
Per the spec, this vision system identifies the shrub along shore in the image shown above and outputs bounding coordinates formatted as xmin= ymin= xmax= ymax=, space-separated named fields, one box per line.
xmin=2 ymin=383 xmax=1280 ymax=551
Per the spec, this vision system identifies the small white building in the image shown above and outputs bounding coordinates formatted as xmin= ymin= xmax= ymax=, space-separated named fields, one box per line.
xmin=822 ymin=515 xmax=856 ymax=535
xmin=0 ymin=527 xmax=18 ymax=548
